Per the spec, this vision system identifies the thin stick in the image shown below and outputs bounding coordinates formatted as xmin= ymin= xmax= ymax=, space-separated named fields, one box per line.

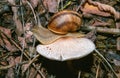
xmin=26 ymin=1 xmax=37 ymax=24
xmin=81 ymin=26 xmax=120 ymax=35
xmin=78 ymin=71 xmax=81 ymax=78
xmin=22 ymin=54 xmax=40 ymax=73
xmin=95 ymin=64 xmax=100 ymax=78
xmin=94 ymin=49 xmax=117 ymax=77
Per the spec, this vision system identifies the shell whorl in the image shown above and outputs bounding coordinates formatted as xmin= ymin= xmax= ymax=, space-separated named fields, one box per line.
xmin=48 ymin=10 xmax=82 ymax=34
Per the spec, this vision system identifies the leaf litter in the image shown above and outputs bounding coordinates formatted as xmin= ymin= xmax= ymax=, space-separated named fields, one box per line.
xmin=0 ymin=0 xmax=120 ymax=78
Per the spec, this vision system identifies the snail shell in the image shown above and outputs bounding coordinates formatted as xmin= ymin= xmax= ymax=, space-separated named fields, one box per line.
xmin=32 ymin=10 xmax=84 ymax=44
xmin=48 ymin=10 xmax=82 ymax=34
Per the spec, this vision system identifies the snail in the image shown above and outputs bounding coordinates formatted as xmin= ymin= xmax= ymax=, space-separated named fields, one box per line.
xmin=32 ymin=10 xmax=85 ymax=45
xmin=32 ymin=10 xmax=95 ymax=61
xmin=48 ymin=10 xmax=82 ymax=34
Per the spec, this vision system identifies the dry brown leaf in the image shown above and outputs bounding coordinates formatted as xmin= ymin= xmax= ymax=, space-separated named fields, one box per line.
xmin=87 ymin=0 xmax=120 ymax=20
xmin=29 ymin=67 xmax=37 ymax=78
xmin=17 ymin=23 xmax=34 ymax=48
xmin=7 ymin=56 xmax=21 ymax=66
xmin=18 ymin=37 xmax=27 ymax=48
xmin=8 ymin=0 xmax=23 ymax=36
xmin=1 ymin=38 xmax=17 ymax=52
xmin=36 ymin=74 xmax=42 ymax=78
xmin=43 ymin=0 xmax=60 ymax=13
xmin=7 ymin=56 xmax=16 ymax=67
xmin=81 ymin=2 xmax=111 ymax=17
xmin=0 ymin=26 xmax=18 ymax=52
xmin=116 ymin=22 xmax=120 ymax=29
xmin=5 ymin=56 xmax=19 ymax=78
xmin=14 ymin=56 xmax=21 ymax=64
xmin=0 ymin=26 xmax=11 ymax=38
xmin=116 ymin=67 xmax=120 ymax=77
xmin=21 ymin=0 xmax=28 ymax=5
xmin=24 ymin=23 xmax=33 ymax=31
xmin=5 ymin=67 xmax=14 ymax=78
xmin=113 ymin=60 xmax=120 ymax=66
xmin=0 ymin=61 xmax=7 ymax=66
xmin=30 ymin=0 xmax=39 ymax=8
xmin=7 ymin=0 xmax=15 ymax=4
xmin=22 ymin=63 xmax=30 ymax=73
xmin=81 ymin=0 xmax=120 ymax=28
xmin=24 ymin=23 xmax=33 ymax=43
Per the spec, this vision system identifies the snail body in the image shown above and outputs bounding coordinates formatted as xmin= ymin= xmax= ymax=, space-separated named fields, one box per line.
xmin=48 ymin=10 xmax=82 ymax=34
xmin=32 ymin=10 xmax=84 ymax=44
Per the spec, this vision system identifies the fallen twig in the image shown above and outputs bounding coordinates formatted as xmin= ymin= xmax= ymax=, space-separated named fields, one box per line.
xmin=81 ymin=26 xmax=120 ymax=35
xmin=0 ymin=61 xmax=28 ymax=70
xmin=95 ymin=49 xmax=117 ymax=77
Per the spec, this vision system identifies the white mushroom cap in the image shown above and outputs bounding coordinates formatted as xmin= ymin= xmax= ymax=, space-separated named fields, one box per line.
xmin=36 ymin=37 xmax=95 ymax=61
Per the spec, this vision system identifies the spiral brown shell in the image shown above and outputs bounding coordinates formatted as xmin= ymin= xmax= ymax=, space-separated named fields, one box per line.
xmin=48 ymin=10 xmax=82 ymax=34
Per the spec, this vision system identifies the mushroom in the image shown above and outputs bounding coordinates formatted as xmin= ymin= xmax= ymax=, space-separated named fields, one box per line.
xmin=36 ymin=37 xmax=95 ymax=61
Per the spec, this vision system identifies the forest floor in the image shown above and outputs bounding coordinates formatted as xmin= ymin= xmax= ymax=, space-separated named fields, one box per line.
xmin=0 ymin=0 xmax=120 ymax=78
